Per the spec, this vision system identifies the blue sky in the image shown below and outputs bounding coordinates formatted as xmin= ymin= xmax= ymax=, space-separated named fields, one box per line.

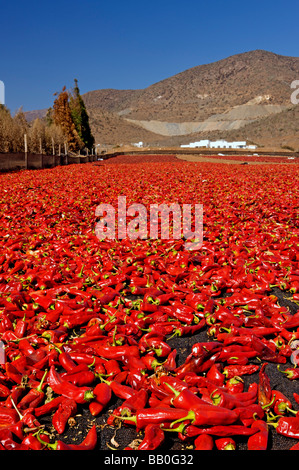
xmin=1 ymin=0 xmax=299 ymax=113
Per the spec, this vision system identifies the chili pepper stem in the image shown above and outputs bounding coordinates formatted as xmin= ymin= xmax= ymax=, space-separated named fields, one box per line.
xmin=261 ymin=395 xmax=276 ymax=410
xmin=10 ymin=397 xmax=24 ymax=420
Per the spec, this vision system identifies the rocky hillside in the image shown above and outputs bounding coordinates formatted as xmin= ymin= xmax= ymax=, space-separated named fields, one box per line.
xmin=25 ymin=50 xmax=299 ymax=149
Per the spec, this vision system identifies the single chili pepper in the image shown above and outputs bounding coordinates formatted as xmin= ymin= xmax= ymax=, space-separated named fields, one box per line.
xmin=277 ymin=365 xmax=299 ymax=380
xmin=47 ymin=366 xmax=95 ymax=404
xmin=116 ymin=407 xmax=193 ymax=430
xmin=101 ymin=378 xmax=136 ymax=400
xmin=226 ymin=376 xmax=244 ymax=394
xmin=5 ymin=363 xmax=23 ymax=384
xmin=88 ymin=382 xmax=112 ymax=416
xmin=52 ymin=398 xmax=77 ymax=434
xmin=168 ymin=423 xmax=258 ymax=438
xmin=38 ymin=424 xmax=98 ymax=450
xmin=34 ymin=396 xmax=64 ymax=417
xmin=163 ymin=382 xmax=208 ymax=410
xmin=58 ymin=351 xmax=79 ymax=371
xmin=293 ymin=393 xmax=299 ymax=406
xmin=247 ymin=420 xmax=268 ymax=450
xmin=271 ymin=415 xmax=299 ymax=438
xmin=138 ymin=424 xmax=165 ymax=450
xmin=210 ymin=387 xmax=257 ymax=410
xmin=206 ymin=363 xmax=225 ymax=386
xmin=194 ymin=434 xmax=214 ymax=450
xmin=258 ymin=363 xmax=272 ymax=409
xmin=0 ymin=406 xmax=19 ymax=427
xmin=17 ymin=369 xmax=48 ymax=410
xmin=61 ymin=368 xmax=95 ymax=387
xmin=223 ymin=364 xmax=260 ymax=380
xmin=270 ymin=389 xmax=295 ymax=416
xmin=215 ymin=437 xmax=236 ymax=450
xmin=14 ymin=318 xmax=27 ymax=338
xmin=93 ymin=343 xmax=140 ymax=360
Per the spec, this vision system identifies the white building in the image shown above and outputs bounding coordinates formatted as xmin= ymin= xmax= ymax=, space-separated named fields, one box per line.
xmin=180 ymin=140 xmax=256 ymax=150
xmin=132 ymin=141 xmax=144 ymax=148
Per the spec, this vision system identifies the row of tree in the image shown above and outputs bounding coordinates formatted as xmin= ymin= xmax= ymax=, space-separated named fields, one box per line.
xmin=0 ymin=80 xmax=95 ymax=154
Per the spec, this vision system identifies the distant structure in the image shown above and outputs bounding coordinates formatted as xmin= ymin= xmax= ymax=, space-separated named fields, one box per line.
xmin=180 ymin=140 xmax=257 ymax=150
xmin=132 ymin=141 xmax=144 ymax=148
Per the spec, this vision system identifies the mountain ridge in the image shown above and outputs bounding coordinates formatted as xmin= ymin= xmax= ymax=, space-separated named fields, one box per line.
xmin=25 ymin=49 xmax=299 ymax=150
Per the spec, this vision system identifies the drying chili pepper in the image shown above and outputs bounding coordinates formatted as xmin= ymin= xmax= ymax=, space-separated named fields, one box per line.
xmin=163 ymin=382 xmax=207 ymax=410
xmin=215 ymin=437 xmax=236 ymax=450
xmin=89 ymin=382 xmax=112 ymax=416
xmin=34 ymin=396 xmax=64 ymax=417
xmin=270 ymin=389 xmax=295 ymax=416
xmin=17 ymin=369 xmax=48 ymax=410
xmin=38 ymin=424 xmax=98 ymax=450
xmin=234 ymin=404 xmax=264 ymax=426
xmin=168 ymin=423 xmax=258 ymax=438
xmin=226 ymin=376 xmax=244 ymax=394
xmin=247 ymin=420 xmax=268 ymax=450
xmin=116 ymin=407 xmax=192 ymax=430
xmin=0 ymin=406 xmax=19 ymax=427
xmin=194 ymin=434 xmax=214 ymax=450
xmin=206 ymin=363 xmax=225 ymax=386
xmin=138 ymin=424 xmax=165 ymax=450
xmin=223 ymin=364 xmax=260 ymax=380
xmin=47 ymin=366 xmax=95 ymax=404
xmin=22 ymin=432 xmax=50 ymax=450
xmin=277 ymin=365 xmax=299 ymax=380
xmin=258 ymin=363 xmax=272 ymax=409
xmin=52 ymin=398 xmax=77 ymax=434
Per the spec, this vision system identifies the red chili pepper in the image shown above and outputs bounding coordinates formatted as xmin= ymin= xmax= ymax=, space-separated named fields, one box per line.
xmin=194 ymin=434 xmax=214 ymax=450
xmin=226 ymin=376 xmax=244 ymax=394
xmin=17 ymin=369 xmax=48 ymax=410
xmin=0 ymin=406 xmax=19 ymax=427
xmin=117 ymin=407 xmax=193 ymax=430
xmin=247 ymin=420 xmax=268 ymax=450
xmin=278 ymin=365 xmax=299 ymax=380
xmin=273 ymin=415 xmax=299 ymax=439
xmin=34 ymin=396 xmax=64 ymax=417
xmin=39 ymin=424 xmax=98 ymax=450
xmin=47 ymin=366 xmax=95 ymax=404
xmin=88 ymin=383 xmax=112 ymax=416
xmin=138 ymin=424 xmax=165 ymax=450
xmin=61 ymin=368 xmax=95 ymax=387
xmin=22 ymin=432 xmax=50 ymax=450
xmin=258 ymin=363 xmax=272 ymax=409
xmin=206 ymin=363 xmax=225 ymax=386
xmin=234 ymin=404 xmax=264 ymax=426
xmin=270 ymin=389 xmax=295 ymax=416
xmin=223 ymin=364 xmax=259 ymax=379
xmin=93 ymin=344 xmax=140 ymax=360
xmin=169 ymin=423 xmax=258 ymax=438
xmin=215 ymin=437 xmax=236 ymax=450
xmin=163 ymin=382 xmax=207 ymax=410
xmin=52 ymin=398 xmax=77 ymax=434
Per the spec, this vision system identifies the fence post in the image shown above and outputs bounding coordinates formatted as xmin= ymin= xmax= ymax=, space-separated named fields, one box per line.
xmin=24 ymin=134 xmax=28 ymax=169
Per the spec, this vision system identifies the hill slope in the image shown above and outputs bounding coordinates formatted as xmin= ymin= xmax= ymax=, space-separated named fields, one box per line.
xmin=25 ymin=50 xmax=299 ymax=149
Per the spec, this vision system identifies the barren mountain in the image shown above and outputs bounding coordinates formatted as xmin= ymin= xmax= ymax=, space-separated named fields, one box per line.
xmin=25 ymin=50 xmax=299 ymax=150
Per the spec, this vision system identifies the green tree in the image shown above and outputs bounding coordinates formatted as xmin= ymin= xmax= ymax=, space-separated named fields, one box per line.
xmin=69 ymin=79 xmax=95 ymax=151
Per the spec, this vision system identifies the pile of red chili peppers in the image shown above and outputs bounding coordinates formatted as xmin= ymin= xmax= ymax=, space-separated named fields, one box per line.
xmin=1 ymin=157 xmax=299 ymax=451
